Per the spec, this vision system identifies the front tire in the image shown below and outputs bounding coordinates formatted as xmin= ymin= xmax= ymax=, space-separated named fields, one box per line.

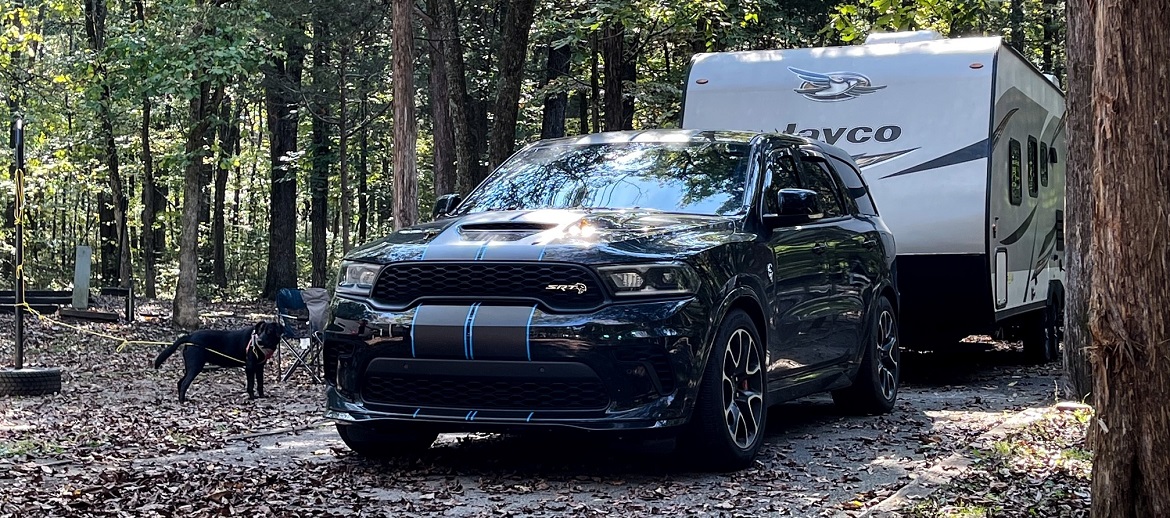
xmin=684 ymin=310 xmax=767 ymax=471
xmin=833 ymin=297 xmax=900 ymax=415
xmin=336 ymin=423 xmax=438 ymax=458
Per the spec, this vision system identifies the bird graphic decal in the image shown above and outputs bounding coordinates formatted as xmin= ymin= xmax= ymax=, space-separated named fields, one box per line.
xmin=788 ymin=67 xmax=886 ymax=102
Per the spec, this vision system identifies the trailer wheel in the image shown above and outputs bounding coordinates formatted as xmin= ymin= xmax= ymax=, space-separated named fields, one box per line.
xmin=1023 ymin=298 xmax=1060 ymax=364
xmin=0 ymin=368 xmax=63 ymax=396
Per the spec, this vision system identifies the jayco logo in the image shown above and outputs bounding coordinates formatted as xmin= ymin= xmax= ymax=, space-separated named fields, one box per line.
xmin=783 ymin=123 xmax=903 ymax=145
xmin=789 ymin=67 xmax=886 ymax=102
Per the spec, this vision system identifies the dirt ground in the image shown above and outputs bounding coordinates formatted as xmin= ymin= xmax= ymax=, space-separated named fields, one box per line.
xmin=1 ymin=304 xmax=1066 ymax=517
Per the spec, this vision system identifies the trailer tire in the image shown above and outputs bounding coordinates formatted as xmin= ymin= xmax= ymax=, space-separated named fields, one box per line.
xmin=0 ymin=368 xmax=63 ymax=396
xmin=1023 ymin=298 xmax=1060 ymax=364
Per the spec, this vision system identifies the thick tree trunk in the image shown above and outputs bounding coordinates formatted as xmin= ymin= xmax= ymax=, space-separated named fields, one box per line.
xmin=486 ymin=0 xmax=538 ymax=170
xmin=1063 ymin=0 xmax=1095 ymax=402
xmin=576 ymin=90 xmax=588 ymax=135
xmin=435 ymin=0 xmax=476 ymax=195
xmin=540 ymin=40 xmax=570 ymax=139
xmin=174 ymin=80 xmax=225 ymax=328
xmin=261 ymin=33 xmax=305 ymax=299
xmin=1081 ymin=1 xmax=1170 ymax=515
xmin=601 ymin=21 xmax=625 ymax=132
xmin=391 ymin=0 xmax=418 ymax=229
xmin=620 ymin=43 xmax=635 ymax=130
xmin=425 ymin=6 xmax=456 ymax=198
xmin=309 ymin=18 xmax=331 ymax=288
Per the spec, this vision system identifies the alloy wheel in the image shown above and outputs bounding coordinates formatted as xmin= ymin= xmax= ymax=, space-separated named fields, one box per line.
xmin=721 ymin=328 xmax=764 ymax=449
xmin=877 ymin=310 xmax=900 ymax=401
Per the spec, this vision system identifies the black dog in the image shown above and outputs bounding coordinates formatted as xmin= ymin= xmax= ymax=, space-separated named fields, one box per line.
xmin=154 ymin=322 xmax=284 ymax=402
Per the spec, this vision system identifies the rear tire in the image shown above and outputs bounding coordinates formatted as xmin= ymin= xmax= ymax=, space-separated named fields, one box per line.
xmin=833 ymin=297 xmax=900 ymax=415
xmin=1023 ymin=296 xmax=1060 ymax=364
xmin=335 ymin=423 xmax=437 ymax=458
xmin=683 ymin=310 xmax=767 ymax=472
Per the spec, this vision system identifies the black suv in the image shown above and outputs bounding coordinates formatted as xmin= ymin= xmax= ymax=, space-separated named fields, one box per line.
xmin=325 ymin=130 xmax=899 ymax=470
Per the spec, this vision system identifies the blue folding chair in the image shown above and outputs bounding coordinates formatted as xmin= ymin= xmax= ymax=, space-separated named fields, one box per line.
xmin=276 ymin=288 xmax=329 ymax=383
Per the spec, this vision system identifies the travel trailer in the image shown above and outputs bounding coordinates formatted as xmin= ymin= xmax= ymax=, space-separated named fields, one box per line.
xmin=682 ymin=31 xmax=1067 ymax=361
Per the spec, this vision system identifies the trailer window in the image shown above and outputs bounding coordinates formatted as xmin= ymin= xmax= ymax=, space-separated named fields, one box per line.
xmin=1027 ymin=137 xmax=1038 ymax=198
xmin=1009 ymin=139 xmax=1022 ymax=206
xmin=1040 ymin=142 xmax=1049 ymax=187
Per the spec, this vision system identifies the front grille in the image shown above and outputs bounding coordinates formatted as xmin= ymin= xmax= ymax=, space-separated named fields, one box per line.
xmin=362 ymin=374 xmax=609 ymax=411
xmin=371 ymin=262 xmax=605 ymax=310
xmin=614 ymin=343 xmax=676 ymax=393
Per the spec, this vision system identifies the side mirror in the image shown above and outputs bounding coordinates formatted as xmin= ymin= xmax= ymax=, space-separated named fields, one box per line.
xmin=764 ymin=188 xmax=822 ymax=227
xmin=432 ymin=193 xmax=462 ymax=219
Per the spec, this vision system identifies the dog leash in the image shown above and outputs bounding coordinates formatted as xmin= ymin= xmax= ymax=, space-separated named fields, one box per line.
xmin=180 ymin=332 xmax=265 ymax=365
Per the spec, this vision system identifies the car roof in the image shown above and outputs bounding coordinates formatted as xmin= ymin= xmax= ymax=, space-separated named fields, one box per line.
xmin=530 ymin=129 xmax=859 ymax=168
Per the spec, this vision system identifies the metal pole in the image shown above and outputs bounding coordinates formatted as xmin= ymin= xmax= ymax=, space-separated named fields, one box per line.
xmin=13 ymin=117 xmax=24 ymax=370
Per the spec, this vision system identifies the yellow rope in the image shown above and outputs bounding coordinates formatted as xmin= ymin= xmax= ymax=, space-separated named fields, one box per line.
xmin=5 ymin=301 xmax=173 ymax=352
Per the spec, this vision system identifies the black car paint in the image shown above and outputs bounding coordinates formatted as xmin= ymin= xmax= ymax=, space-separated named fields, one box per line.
xmin=324 ymin=133 xmax=897 ymax=432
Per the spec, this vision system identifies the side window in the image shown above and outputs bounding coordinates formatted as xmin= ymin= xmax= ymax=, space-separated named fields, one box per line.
xmin=1040 ymin=142 xmax=1049 ymax=187
xmin=1009 ymin=139 xmax=1022 ymax=206
xmin=829 ymin=156 xmax=879 ymax=216
xmin=762 ymin=149 xmax=802 ymax=215
xmin=1027 ymin=136 xmax=1038 ymax=198
xmin=796 ymin=156 xmax=846 ymax=218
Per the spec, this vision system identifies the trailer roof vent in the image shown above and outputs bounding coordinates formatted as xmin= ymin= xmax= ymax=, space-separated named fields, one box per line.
xmin=864 ymin=30 xmax=943 ymax=45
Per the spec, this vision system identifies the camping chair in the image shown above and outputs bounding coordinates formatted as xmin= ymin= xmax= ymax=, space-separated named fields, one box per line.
xmin=275 ymin=287 xmax=329 ymax=383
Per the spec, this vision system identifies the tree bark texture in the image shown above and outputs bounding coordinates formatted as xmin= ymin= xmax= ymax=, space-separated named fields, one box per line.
xmin=261 ymin=33 xmax=305 ymax=299
xmin=487 ymin=0 xmax=538 ymax=170
xmin=435 ymin=0 xmax=476 ymax=195
xmin=602 ymin=21 xmax=625 ymax=132
xmin=309 ymin=17 xmax=332 ymax=288
xmin=425 ymin=0 xmax=456 ymax=198
xmin=212 ymin=97 xmax=238 ymax=289
xmin=173 ymin=79 xmax=225 ymax=329
xmin=1081 ymin=1 xmax=1170 ymax=515
xmin=540 ymin=40 xmax=570 ymax=139
xmin=1064 ymin=0 xmax=1095 ymax=402
xmin=391 ymin=0 xmax=418 ymax=230
xmin=140 ymin=95 xmax=158 ymax=298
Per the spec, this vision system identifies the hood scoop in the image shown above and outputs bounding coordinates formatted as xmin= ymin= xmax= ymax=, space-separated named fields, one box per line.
xmin=457 ymin=221 xmax=557 ymax=242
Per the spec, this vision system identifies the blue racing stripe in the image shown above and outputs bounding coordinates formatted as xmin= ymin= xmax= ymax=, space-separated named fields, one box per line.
xmin=467 ymin=303 xmax=481 ymax=359
xmin=526 ymin=412 xmax=534 ymax=422
xmin=474 ymin=242 xmax=489 ymax=260
xmin=525 ymin=305 xmax=537 ymax=361
xmin=412 ymin=408 xmax=421 ymax=418
xmin=410 ymin=305 xmax=421 ymax=358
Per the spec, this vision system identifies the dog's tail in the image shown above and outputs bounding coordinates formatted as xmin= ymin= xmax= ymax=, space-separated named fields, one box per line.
xmin=153 ymin=336 xmax=187 ymax=369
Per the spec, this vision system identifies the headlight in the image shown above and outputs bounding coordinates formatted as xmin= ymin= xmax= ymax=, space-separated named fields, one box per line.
xmin=336 ymin=261 xmax=382 ymax=296
xmin=597 ymin=263 xmax=698 ymax=297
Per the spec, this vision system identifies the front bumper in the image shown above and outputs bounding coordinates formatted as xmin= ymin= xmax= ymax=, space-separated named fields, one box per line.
xmin=324 ymin=296 xmax=711 ymax=431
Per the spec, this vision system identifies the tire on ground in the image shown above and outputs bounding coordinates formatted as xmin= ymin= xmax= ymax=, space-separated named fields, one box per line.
xmin=0 ymin=368 xmax=63 ymax=396
xmin=833 ymin=297 xmax=900 ymax=415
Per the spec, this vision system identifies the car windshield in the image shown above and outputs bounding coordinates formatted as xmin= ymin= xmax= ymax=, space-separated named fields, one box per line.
xmin=454 ymin=141 xmax=753 ymax=216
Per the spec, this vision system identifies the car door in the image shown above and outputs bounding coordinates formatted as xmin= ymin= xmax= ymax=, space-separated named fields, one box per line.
xmin=761 ymin=145 xmax=837 ymax=380
xmin=792 ymin=151 xmax=857 ymax=364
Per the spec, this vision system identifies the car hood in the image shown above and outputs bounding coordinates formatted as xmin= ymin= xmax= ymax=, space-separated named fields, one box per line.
xmin=345 ymin=209 xmax=753 ymax=265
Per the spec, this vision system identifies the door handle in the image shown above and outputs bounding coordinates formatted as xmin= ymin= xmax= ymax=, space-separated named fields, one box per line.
xmin=812 ymin=243 xmax=828 ymax=254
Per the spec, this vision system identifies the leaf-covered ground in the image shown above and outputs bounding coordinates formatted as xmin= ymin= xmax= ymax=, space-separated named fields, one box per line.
xmin=2 ymin=300 xmax=1085 ymax=517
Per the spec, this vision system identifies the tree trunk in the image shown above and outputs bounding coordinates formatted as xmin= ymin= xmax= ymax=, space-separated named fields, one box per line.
xmin=540 ymin=39 xmax=570 ymax=139
xmin=338 ymin=45 xmax=352 ymax=253
xmin=620 ymin=41 xmax=635 ymax=130
xmin=358 ymin=124 xmax=370 ymax=242
xmin=212 ymin=96 xmax=237 ymax=289
xmin=1080 ymin=1 xmax=1170 ymax=515
xmin=486 ymin=0 xmax=538 ymax=170
xmin=590 ymin=34 xmax=600 ymax=133
xmin=425 ymin=2 xmax=456 ymax=198
xmin=309 ymin=17 xmax=331 ymax=288
xmin=174 ymin=79 xmax=225 ymax=329
xmin=435 ymin=0 xmax=476 ymax=195
xmin=1063 ymin=0 xmax=1095 ymax=402
xmin=1042 ymin=0 xmax=1055 ymax=72
xmin=261 ymin=33 xmax=305 ymax=299
xmin=601 ymin=21 xmax=625 ymax=132
xmin=576 ymin=90 xmax=588 ymax=135
xmin=1009 ymin=0 xmax=1025 ymax=52
xmin=141 ymin=95 xmax=159 ymax=298
xmin=392 ymin=0 xmax=418 ymax=230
